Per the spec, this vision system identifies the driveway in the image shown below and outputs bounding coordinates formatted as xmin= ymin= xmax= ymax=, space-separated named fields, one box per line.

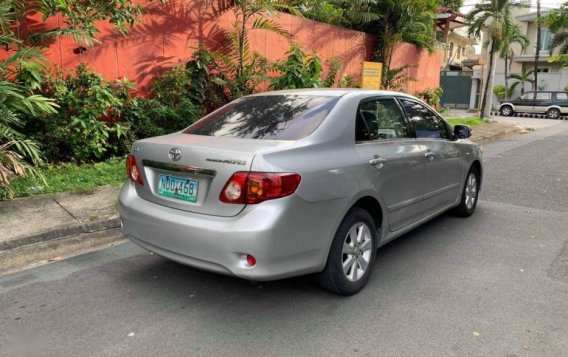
xmin=1 ymin=120 xmax=568 ymax=357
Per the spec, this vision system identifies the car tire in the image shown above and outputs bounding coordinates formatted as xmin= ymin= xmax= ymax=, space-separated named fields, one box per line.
xmin=500 ymin=105 xmax=514 ymax=117
xmin=454 ymin=166 xmax=480 ymax=217
xmin=318 ymin=207 xmax=377 ymax=296
xmin=547 ymin=108 xmax=561 ymax=119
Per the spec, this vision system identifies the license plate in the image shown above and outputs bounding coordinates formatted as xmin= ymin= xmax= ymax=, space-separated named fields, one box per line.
xmin=158 ymin=175 xmax=198 ymax=202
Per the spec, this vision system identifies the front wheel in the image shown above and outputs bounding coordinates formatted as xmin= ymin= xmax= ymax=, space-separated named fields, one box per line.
xmin=547 ymin=108 xmax=561 ymax=119
xmin=500 ymin=105 xmax=514 ymax=117
xmin=454 ymin=167 xmax=480 ymax=217
xmin=318 ymin=208 xmax=377 ymax=296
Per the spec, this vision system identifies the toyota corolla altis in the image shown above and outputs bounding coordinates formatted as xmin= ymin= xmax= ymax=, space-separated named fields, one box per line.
xmin=119 ymin=89 xmax=482 ymax=295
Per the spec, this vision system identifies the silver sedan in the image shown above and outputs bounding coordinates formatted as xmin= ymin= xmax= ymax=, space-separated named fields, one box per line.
xmin=119 ymin=89 xmax=482 ymax=295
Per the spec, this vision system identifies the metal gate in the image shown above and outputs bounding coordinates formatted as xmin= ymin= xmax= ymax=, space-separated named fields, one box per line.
xmin=440 ymin=71 xmax=473 ymax=109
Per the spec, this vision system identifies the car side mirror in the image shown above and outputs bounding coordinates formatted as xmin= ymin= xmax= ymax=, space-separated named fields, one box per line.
xmin=454 ymin=125 xmax=472 ymax=139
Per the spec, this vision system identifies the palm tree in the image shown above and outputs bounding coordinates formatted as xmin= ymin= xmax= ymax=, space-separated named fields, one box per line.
xmin=215 ymin=0 xmax=295 ymax=97
xmin=509 ymin=67 xmax=535 ymax=96
xmin=466 ymin=0 xmax=516 ymax=119
xmin=345 ymin=0 xmax=438 ymax=83
xmin=499 ymin=25 xmax=529 ymax=99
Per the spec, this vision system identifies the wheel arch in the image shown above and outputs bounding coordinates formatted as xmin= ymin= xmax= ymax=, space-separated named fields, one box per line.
xmin=471 ymin=160 xmax=483 ymax=188
xmin=499 ymin=102 xmax=515 ymax=111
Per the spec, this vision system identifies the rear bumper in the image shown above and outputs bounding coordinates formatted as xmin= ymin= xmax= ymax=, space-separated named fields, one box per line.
xmin=118 ymin=181 xmax=347 ymax=281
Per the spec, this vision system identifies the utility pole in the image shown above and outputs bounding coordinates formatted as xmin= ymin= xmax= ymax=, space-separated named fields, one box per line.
xmin=534 ymin=0 xmax=541 ymax=91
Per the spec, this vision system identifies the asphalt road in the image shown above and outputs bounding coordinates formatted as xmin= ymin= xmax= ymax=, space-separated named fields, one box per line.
xmin=2 ymin=119 xmax=568 ymax=357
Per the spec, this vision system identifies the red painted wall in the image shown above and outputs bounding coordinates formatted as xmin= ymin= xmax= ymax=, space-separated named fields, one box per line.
xmin=390 ymin=43 xmax=445 ymax=94
xmin=4 ymin=0 xmax=443 ymax=94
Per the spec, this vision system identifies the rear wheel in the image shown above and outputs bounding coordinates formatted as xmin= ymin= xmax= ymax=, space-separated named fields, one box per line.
xmin=547 ymin=108 xmax=561 ymax=119
xmin=318 ymin=208 xmax=377 ymax=296
xmin=454 ymin=167 xmax=480 ymax=217
xmin=500 ymin=105 xmax=514 ymax=117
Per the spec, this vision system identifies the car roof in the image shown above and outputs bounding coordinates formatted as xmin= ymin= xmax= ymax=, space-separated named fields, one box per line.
xmin=247 ymin=88 xmax=416 ymax=99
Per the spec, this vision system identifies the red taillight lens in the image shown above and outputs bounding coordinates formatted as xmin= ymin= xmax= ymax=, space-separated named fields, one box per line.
xmin=126 ymin=154 xmax=143 ymax=185
xmin=220 ymin=172 xmax=301 ymax=204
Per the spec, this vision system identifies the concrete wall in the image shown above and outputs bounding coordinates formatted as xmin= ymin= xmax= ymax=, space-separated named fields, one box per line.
xmin=390 ymin=43 xmax=445 ymax=93
xmin=4 ymin=0 xmax=443 ymax=94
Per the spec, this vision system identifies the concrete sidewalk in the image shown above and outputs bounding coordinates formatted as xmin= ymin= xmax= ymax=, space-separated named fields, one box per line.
xmin=0 ymin=186 xmax=123 ymax=273
xmin=0 ymin=119 xmax=524 ymax=274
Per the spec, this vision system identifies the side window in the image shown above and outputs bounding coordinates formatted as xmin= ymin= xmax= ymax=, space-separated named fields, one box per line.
xmin=556 ymin=92 xmax=568 ymax=100
xmin=521 ymin=92 xmax=534 ymax=100
xmin=535 ymin=92 xmax=552 ymax=100
xmin=399 ymin=99 xmax=450 ymax=139
xmin=355 ymin=98 xmax=410 ymax=142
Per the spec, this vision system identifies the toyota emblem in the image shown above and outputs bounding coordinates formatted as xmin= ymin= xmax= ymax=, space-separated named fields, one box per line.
xmin=169 ymin=148 xmax=182 ymax=161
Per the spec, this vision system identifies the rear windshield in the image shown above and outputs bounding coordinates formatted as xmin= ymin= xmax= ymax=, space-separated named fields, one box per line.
xmin=183 ymin=95 xmax=339 ymax=140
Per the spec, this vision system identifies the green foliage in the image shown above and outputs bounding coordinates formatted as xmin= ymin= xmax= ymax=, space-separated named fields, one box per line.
xmin=323 ymin=57 xmax=342 ymax=88
xmin=417 ymin=87 xmax=444 ymax=109
xmin=565 ymin=83 xmax=568 ymax=92
xmin=185 ymin=46 xmax=231 ymax=111
xmin=543 ymin=3 xmax=568 ymax=59
xmin=27 ymin=64 xmax=134 ymax=163
xmin=446 ymin=117 xmax=487 ymax=127
xmin=271 ymin=45 xmax=323 ymax=89
xmin=294 ymin=0 xmax=347 ymax=26
xmin=509 ymin=67 xmax=535 ymax=95
xmin=383 ymin=65 xmax=416 ymax=91
xmin=123 ymin=98 xmax=200 ymax=139
xmin=270 ymin=45 xmax=342 ymax=90
xmin=0 ymin=156 xmax=126 ymax=199
xmin=346 ymin=0 xmax=438 ymax=70
xmin=215 ymin=0 xmax=296 ymax=98
xmin=493 ymin=84 xmax=507 ymax=101
xmin=339 ymin=74 xmax=359 ymax=88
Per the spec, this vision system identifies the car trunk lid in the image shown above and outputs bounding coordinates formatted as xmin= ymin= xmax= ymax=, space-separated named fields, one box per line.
xmin=131 ymin=133 xmax=291 ymax=217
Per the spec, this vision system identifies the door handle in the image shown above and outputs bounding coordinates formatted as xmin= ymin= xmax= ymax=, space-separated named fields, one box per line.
xmin=425 ymin=152 xmax=435 ymax=161
xmin=369 ymin=157 xmax=387 ymax=167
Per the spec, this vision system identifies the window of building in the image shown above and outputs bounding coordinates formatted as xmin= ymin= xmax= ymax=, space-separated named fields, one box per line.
xmin=540 ymin=27 xmax=553 ymax=52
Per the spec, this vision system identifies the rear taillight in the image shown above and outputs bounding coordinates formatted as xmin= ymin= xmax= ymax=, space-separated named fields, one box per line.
xmin=126 ymin=154 xmax=143 ymax=185
xmin=220 ymin=172 xmax=301 ymax=204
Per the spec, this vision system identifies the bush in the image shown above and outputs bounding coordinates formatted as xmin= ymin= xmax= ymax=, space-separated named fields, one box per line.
xmin=123 ymin=97 xmax=200 ymax=139
xmin=271 ymin=44 xmax=324 ymax=90
xmin=493 ymin=84 xmax=507 ymax=101
xmin=25 ymin=64 xmax=134 ymax=163
xmin=416 ymin=87 xmax=444 ymax=109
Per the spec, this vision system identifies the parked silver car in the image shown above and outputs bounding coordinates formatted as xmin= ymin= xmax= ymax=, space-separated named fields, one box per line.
xmin=119 ymin=89 xmax=482 ymax=295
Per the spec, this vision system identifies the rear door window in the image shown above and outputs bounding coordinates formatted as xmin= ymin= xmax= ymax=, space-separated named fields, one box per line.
xmin=184 ymin=95 xmax=339 ymax=140
xmin=356 ymin=98 xmax=411 ymax=141
xmin=555 ymin=92 xmax=568 ymax=100
xmin=399 ymin=99 xmax=450 ymax=139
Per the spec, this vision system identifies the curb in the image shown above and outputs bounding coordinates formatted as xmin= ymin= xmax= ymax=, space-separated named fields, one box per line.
xmin=0 ymin=217 xmax=121 ymax=252
xmin=0 ymin=217 xmax=122 ymax=274
xmin=491 ymin=111 xmax=568 ymax=120
xmin=471 ymin=125 xmax=522 ymax=145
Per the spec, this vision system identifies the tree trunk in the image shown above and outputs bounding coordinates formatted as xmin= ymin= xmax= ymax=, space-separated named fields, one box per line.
xmin=534 ymin=0 xmax=541 ymax=90
xmin=480 ymin=41 xmax=496 ymax=119
xmin=504 ymin=53 xmax=509 ymax=99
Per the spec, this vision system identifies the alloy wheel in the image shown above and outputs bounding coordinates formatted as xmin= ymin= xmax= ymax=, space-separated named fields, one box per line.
xmin=342 ymin=223 xmax=373 ymax=282
xmin=465 ymin=173 xmax=478 ymax=210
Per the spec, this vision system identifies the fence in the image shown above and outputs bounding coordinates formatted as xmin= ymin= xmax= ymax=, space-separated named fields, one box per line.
xmin=5 ymin=0 xmax=443 ymax=93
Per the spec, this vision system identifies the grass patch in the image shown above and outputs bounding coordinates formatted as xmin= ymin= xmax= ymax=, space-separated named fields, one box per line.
xmin=446 ymin=117 xmax=488 ymax=127
xmin=1 ymin=157 xmax=126 ymax=200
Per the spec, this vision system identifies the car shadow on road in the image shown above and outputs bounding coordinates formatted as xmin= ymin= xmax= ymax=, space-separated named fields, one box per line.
xmin=112 ymin=209 xmax=475 ymax=314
